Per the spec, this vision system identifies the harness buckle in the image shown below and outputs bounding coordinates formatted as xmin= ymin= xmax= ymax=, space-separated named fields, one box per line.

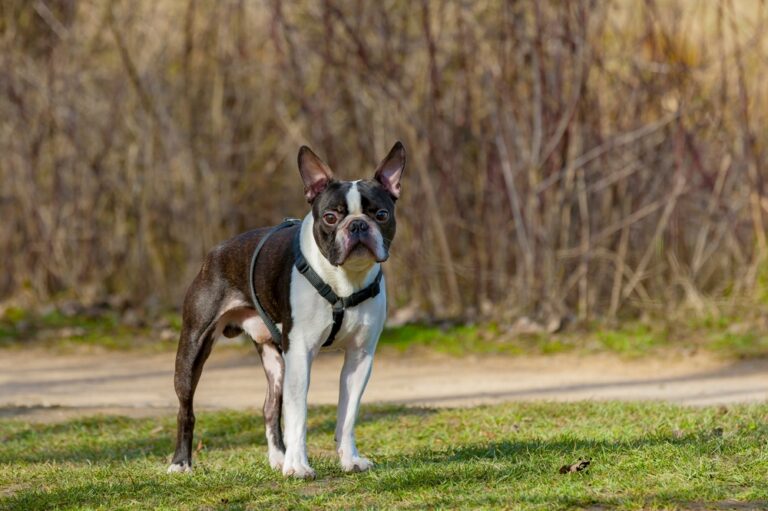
xmin=318 ymin=283 xmax=335 ymax=300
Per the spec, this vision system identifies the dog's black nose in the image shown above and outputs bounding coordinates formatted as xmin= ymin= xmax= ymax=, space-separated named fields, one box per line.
xmin=349 ymin=219 xmax=369 ymax=234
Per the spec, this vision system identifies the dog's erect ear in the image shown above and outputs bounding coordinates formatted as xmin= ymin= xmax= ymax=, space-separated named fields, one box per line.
xmin=298 ymin=146 xmax=334 ymax=202
xmin=374 ymin=141 xmax=406 ymax=200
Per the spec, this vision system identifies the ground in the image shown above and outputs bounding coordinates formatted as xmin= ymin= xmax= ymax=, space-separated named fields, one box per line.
xmin=2 ymin=338 xmax=768 ymax=509
xmin=2 ymin=401 xmax=768 ymax=510
xmin=1 ymin=348 xmax=768 ymax=422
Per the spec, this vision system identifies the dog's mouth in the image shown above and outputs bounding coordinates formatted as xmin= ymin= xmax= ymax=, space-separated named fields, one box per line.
xmin=349 ymin=242 xmax=374 ymax=258
xmin=334 ymin=236 xmax=387 ymax=266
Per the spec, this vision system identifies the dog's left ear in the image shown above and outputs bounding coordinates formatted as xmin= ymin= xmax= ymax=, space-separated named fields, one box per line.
xmin=374 ymin=141 xmax=406 ymax=200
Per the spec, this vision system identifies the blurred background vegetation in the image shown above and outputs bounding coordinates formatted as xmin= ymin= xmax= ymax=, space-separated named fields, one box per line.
xmin=2 ymin=0 xmax=768 ymax=346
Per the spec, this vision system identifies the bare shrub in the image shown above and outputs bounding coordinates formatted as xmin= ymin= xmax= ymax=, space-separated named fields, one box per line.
xmin=1 ymin=0 xmax=766 ymax=323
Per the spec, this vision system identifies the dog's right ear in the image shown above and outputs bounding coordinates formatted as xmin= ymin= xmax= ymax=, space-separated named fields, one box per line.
xmin=374 ymin=141 xmax=406 ymax=200
xmin=298 ymin=146 xmax=334 ymax=202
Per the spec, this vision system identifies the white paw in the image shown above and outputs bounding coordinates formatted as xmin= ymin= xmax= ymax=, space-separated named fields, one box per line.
xmin=166 ymin=461 xmax=192 ymax=474
xmin=341 ymin=455 xmax=373 ymax=473
xmin=268 ymin=449 xmax=285 ymax=470
xmin=282 ymin=461 xmax=316 ymax=479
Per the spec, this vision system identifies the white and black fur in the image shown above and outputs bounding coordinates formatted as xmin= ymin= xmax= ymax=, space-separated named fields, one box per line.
xmin=167 ymin=142 xmax=405 ymax=479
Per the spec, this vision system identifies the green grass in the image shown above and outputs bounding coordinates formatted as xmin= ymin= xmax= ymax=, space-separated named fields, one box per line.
xmin=0 ymin=307 xmax=174 ymax=351
xmin=708 ymin=331 xmax=768 ymax=358
xmin=2 ymin=402 xmax=768 ymax=510
xmin=593 ymin=323 xmax=668 ymax=357
xmin=5 ymin=303 xmax=768 ymax=359
xmin=377 ymin=321 xmax=768 ymax=359
xmin=378 ymin=324 xmax=577 ymax=357
xmin=379 ymin=323 xmax=522 ymax=356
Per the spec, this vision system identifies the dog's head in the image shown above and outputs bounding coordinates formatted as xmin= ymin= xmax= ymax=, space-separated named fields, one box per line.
xmin=297 ymin=142 xmax=405 ymax=268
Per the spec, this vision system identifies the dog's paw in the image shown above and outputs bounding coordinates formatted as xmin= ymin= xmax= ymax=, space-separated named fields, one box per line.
xmin=341 ymin=455 xmax=373 ymax=473
xmin=268 ymin=449 xmax=285 ymax=471
xmin=166 ymin=461 xmax=192 ymax=474
xmin=282 ymin=461 xmax=316 ymax=479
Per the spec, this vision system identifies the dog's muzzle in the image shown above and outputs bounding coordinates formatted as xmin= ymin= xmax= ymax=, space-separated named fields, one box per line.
xmin=335 ymin=218 xmax=388 ymax=265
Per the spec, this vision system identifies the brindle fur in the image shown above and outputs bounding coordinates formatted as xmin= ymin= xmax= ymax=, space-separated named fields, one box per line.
xmin=170 ymin=225 xmax=296 ymax=469
xmin=169 ymin=141 xmax=404 ymax=474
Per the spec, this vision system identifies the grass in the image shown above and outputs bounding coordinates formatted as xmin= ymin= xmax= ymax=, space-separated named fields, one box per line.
xmin=379 ymin=323 xmax=522 ymax=356
xmin=378 ymin=321 xmax=768 ymax=360
xmin=4 ymin=304 xmax=768 ymax=359
xmin=0 ymin=307 xmax=175 ymax=351
xmin=2 ymin=402 xmax=768 ymax=510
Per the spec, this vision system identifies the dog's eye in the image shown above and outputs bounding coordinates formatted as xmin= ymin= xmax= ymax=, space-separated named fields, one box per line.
xmin=323 ymin=212 xmax=339 ymax=225
xmin=374 ymin=210 xmax=390 ymax=223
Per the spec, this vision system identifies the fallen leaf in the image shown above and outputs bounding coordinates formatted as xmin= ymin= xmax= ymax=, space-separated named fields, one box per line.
xmin=559 ymin=459 xmax=591 ymax=474
xmin=150 ymin=425 xmax=163 ymax=435
xmin=196 ymin=439 xmax=205 ymax=453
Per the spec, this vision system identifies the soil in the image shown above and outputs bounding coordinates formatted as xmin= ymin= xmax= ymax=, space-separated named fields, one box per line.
xmin=1 ymin=347 xmax=767 ymax=422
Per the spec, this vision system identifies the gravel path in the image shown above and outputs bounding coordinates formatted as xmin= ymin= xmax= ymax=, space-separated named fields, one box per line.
xmin=1 ymin=348 xmax=767 ymax=422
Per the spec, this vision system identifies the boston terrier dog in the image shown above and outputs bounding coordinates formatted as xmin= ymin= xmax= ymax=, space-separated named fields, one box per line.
xmin=167 ymin=142 xmax=405 ymax=479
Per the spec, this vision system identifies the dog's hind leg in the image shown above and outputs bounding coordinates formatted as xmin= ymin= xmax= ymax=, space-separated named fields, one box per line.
xmin=168 ymin=293 xmax=220 ymax=473
xmin=257 ymin=342 xmax=286 ymax=470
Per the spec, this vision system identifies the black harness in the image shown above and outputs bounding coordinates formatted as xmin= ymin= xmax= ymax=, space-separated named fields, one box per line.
xmin=248 ymin=218 xmax=383 ymax=349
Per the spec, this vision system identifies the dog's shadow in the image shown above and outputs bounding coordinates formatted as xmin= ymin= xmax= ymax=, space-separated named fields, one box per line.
xmin=309 ymin=403 xmax=437 ymax=435
xmin=0 ymin=410 xmax=264 ymax=464
xmin=3 ymin=406 xmax=757 ymax=510
xmin=0 ymin=404 xmax=715 ymax=481
xmin=0 ymin=404 xmax=434 ymax=464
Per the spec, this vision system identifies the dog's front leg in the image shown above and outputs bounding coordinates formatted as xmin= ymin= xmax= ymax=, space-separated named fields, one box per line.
xmin=281 ymin=343 xmax=316 ymax=479
xmin=336 ymin=347 xmax=375 ymax=472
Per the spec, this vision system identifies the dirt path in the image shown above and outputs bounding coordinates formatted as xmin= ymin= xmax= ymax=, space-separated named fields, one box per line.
xmin=1 ymin=347 xmax=767 ymax=422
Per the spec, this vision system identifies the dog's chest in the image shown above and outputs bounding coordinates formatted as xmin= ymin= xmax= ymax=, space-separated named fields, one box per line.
xmin=289 ymin=267 xmax=386 ymax=350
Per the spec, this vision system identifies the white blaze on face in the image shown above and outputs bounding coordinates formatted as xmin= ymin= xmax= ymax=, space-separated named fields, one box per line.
xmin=345 ymin=181 xmax=362 ymax=215
xmin=334 ymin=180 xmax=388 ymax=265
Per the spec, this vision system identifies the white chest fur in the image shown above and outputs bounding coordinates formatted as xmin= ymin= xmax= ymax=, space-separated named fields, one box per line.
xmin=290 ymin=266 xmax=386 ymax=352
xmin=288 ymin=213 xmax=387 ymax=353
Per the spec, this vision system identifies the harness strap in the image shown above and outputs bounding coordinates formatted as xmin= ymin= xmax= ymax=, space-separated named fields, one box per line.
xmin=249 ymin=218 xmax=384 ymax=349
xmin=292 ymin=229 xmax=383 ymax=347
xmin=248 ymin=218 xmax=301 ymax=348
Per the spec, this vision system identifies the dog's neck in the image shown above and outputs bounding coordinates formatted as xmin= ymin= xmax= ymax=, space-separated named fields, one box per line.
xmin=299 ymin=212 xmax=380 ymax=297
